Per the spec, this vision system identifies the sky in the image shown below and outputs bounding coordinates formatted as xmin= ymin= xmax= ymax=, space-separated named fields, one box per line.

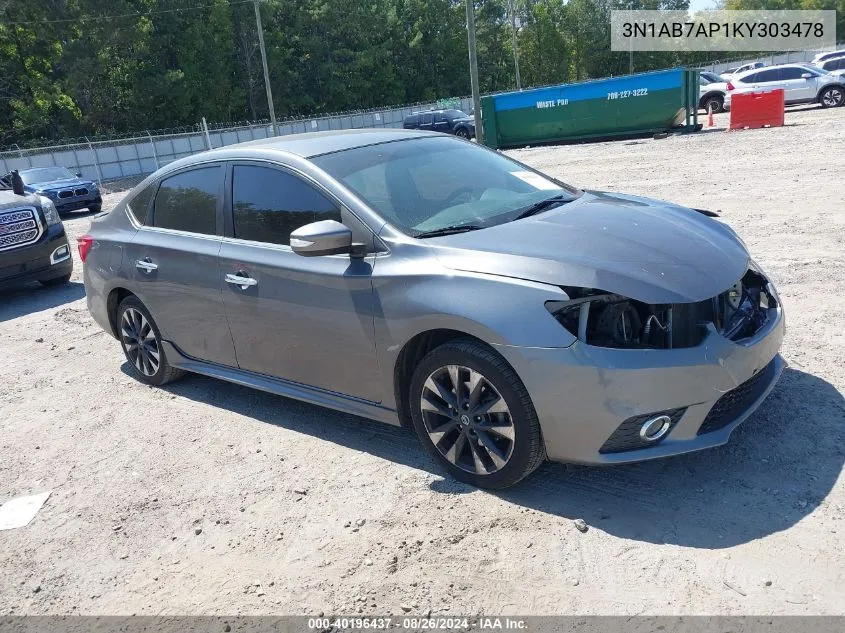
xmin=688 ymin=0 xmax=721 ymax=10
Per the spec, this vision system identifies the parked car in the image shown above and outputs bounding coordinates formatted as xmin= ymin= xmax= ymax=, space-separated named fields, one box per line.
xmin=814 ymin=55 xmax=845 ymax=77
xmin=699 ymin=74 xmax=728 ymax=113
xmin=3 ymin=166 xmax=102 ymax=216
xmin=722 ymin=61 xmax=766 ymax=78
xmin=725 ymin=63 xmax=845 ymax=109
xmin=403 ymin=109 xmax=475 ymax=139
xmin=809 ymin=49 xmax=845 ymax=65
xmin=0 ymin=171 xmax=73 ymax=290
xmin=81 ymin=129 xmax=784 ymax=489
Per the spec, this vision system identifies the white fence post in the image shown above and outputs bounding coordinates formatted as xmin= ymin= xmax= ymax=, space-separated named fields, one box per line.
xmin=146 ymin=131 xmax=159 ymax=170
xmin=201 ymin=117 xmax=212 ymax=150
xmin=86 ymin=136 xmax=104 ymax=186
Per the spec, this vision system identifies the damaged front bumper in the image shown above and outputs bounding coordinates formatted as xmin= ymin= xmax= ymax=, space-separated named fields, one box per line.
xmin=495 ymin=285 xmax=785 ymax=465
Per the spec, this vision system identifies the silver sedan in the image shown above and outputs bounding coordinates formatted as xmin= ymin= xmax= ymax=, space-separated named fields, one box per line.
xmin=81 ymin=129 xmax=784 ymax=489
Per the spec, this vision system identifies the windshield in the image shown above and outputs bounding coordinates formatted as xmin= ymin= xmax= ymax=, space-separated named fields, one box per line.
xmin=444 ymin=109 xmax=470 ymax=120
xmin=797 ymin=64 xmax=824 ymax=76
xmin=20 ymin=167 xmax=75 ymax=185
xmin=313 ymin=136 xmax=581 ymax=237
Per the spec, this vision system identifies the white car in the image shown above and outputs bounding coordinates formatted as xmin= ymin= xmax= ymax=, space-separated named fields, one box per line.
xmin=725 ymin=63 xmax=845 ymax=109
xmin=810 ymin=50 xmax=845 ymax=65
xmin=814 ymin=55 xmax=845 ymax=78
xmin=699 ymin=74 xmax=729 ymax=113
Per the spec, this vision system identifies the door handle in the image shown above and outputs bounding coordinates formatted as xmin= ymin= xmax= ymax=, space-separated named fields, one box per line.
xmin=225 ymin=272 xmax=258 ymax=290
xmin=135 ymin=258 xmax=158 ymax=273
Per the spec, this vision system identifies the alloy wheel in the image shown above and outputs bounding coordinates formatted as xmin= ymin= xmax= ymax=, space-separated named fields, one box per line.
xmin=419 ymin=364 xmax=515 ymax=475
xmin=823 ymin=88 xmax=843 ymax=107
xmin=120 ymin=307 xmax=160 ymax=377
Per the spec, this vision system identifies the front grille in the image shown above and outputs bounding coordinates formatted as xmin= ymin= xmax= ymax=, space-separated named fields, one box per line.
xmin=74 ymin=187 xmax=88 ymax=196
xmin=58 ymin=190 xmax=73 ymax=199
xmin=697 ymin=359 xmax=777 ymax=435
xmin=599 ymin=407 xmax=686 ymax=454
xmin=0 ymin=207 xmax=43 ymax=251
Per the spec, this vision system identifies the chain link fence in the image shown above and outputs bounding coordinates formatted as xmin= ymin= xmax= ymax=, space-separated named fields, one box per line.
xmin=0 ymin=97 xmax=473 ymax=186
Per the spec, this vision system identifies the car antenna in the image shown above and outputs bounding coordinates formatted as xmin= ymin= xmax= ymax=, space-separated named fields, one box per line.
xmin=10 ymin=170 xmax=25 ymax=196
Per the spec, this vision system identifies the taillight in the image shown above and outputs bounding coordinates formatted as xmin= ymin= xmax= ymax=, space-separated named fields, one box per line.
xmin=727 ymin=81 xmax=735 ymax=91
xmin=77 ymin=235 xmax=93 ymax=262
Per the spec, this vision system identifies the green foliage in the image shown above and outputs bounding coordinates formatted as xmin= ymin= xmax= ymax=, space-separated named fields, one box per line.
xmin=3 ymin=0 xmax=832 ymax=146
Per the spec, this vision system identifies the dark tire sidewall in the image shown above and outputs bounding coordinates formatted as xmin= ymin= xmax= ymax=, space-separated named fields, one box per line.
xmin=117 ymin=296 xmax=169 ymax=386
xmin=408 ymin=341 xmax=542 ymax=489
xmin=705 ymin=96 xmax=723 ymax=113
xmin=820 ymin=87 xmax=843 ymax=108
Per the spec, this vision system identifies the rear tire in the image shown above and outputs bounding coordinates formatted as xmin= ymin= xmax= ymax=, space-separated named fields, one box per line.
xmin=40 ymin=273 xmax=71 ymax=287
xmin=408 ymin=339 xmax=545 ymax=489
xmin=116 ymin=296 xmax=185 ymax=386
xmin=819 ymin=86 xmax=844 ymax=108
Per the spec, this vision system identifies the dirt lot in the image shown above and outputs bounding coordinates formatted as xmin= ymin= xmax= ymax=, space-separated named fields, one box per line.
xmin=2 ymin=106 xmax=844 ymax=616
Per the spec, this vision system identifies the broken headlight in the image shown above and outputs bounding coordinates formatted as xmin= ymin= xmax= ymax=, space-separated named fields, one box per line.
xmin=545 ymin=287 xmax=675 ymax=349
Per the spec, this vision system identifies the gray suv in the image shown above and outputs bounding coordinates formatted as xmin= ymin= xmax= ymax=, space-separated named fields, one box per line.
xmin=82 ymin=129 xmax=784 ymax=488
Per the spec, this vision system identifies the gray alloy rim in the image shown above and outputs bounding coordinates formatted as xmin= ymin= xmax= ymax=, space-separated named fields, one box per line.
xmin=823 ymin=88 xmax=843 ymax=106
xmin=419 ymin=365 xmax=515 ymax=475
xmin=120 ymin=307 xmax=160 ymax=377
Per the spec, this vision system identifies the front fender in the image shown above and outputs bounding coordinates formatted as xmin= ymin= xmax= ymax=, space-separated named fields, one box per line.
xmin=371 ymin=258 xmax=576 ymax=410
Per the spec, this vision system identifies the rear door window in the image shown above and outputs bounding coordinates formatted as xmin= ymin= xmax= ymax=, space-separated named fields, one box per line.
xmin=152 ymin=167 xmax=221 ymax=234
xmin=753 ymin=69 xmax=780 ymax=83
xmin=231 ymin=165 xmax=342 ymax=246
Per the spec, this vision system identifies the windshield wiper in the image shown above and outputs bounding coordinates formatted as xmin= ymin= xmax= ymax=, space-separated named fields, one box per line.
xmin=414 ymin=224 xmax=485 ymax=238
xmin=511 ymin=194 xmax=570 ymax=221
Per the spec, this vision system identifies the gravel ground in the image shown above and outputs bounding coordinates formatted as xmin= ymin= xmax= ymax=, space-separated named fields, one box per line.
xmin=2 ymin=105 xmax=844 ymax=616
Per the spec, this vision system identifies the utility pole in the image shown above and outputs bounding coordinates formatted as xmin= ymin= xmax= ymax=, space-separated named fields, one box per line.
xmin=254 ymin=0 xmax=279 ymax=136
xmin=465 ymin=0 xmax=483 ymax=143
xmin=508 ymin=0 xmax=521 ymax=90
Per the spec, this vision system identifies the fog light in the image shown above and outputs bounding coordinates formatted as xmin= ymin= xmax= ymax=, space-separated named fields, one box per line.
xmin=639 ymin=415 xmax=672 ymax=442
xmin=50 ymin=244 xmax=70 ymax=265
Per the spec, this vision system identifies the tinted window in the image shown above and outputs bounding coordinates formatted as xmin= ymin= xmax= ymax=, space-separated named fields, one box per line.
xmin=779 ymin=67 xmax=804 ymax=80
xmin=128 ymin=182 xmax=157 ymax=225
xmin=404 ymin=115 xmax=418 ymax=126
xmin=420 ymin=113 xmax=434 ymax=125
xmin=232 ymin=165 xmax=341 ymax=246
xmin=753 ymin=69 xmax=780 ymax=83
xmin=153 ymin=167 xmax=220 ymax=234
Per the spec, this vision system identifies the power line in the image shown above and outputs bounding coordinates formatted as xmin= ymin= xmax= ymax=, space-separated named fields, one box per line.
xmin=3 ymin=0 xmax=257 ymax=27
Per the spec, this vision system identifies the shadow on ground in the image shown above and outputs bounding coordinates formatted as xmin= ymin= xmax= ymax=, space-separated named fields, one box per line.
xmin=148 ymin=364 xmax=843 ymax=550
xmin=0 ymin=281 xmax=86 ymax=322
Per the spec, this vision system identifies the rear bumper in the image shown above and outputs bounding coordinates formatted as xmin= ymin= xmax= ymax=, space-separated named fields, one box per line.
xmin=0 ymin=223 xmax=72 ymax=289
xmin=496 ymin=301 xmax=785 ymax=465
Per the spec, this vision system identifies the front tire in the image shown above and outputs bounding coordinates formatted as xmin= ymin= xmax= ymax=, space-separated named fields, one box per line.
xmin=408 ymin=339 xmax=545 ymax=489
xmin=454 ymin=127 xmax=471 ymax=139
xmin=702 ymin=94 xmax=724 ymax=114
xmin=116 ymin=296 xmax=184 ymax=386
xmin=819 ymin=86 xmax=844 ymax=108
xmin=88 ymin=203 xmax=102 ymax=213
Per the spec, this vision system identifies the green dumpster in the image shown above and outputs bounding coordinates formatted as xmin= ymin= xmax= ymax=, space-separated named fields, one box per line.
xmin=482 ymin=69 xmax=700 ymax=149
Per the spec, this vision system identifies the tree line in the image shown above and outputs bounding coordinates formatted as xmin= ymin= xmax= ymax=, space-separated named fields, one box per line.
xmin=1 ymin=0 xmax=842 ymax=147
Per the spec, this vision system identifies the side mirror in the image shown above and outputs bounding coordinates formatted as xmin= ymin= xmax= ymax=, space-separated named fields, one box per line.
xmin=76 ymin=172 xmax=82 ymax=177
xmin=801 ymin=73 xmax=813 ymax=79
xmin=290 ymin=220 xmax=357 ymax=257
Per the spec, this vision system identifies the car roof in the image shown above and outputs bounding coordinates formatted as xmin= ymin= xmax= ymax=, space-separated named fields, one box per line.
xmin=812 ymin=50 xmax=845 ymax=61
xmin=732 ymin=63 xmax=804 ymax=80
xmin=195 ymin=128 xmax=435 ymax=160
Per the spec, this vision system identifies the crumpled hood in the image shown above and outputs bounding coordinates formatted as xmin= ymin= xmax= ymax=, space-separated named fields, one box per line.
xmin=432 ymin=190 xmax=750 ymax=304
